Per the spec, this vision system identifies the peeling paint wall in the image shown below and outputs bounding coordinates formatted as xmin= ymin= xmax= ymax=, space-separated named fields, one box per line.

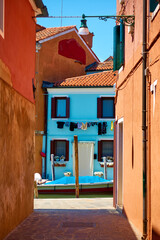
xmin=0 ymin=79 xmax=35 ymax=240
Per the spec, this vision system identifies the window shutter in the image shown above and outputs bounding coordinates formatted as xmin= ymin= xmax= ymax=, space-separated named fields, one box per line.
xmin=51 ymin=98 xmax=56 ymax=118
xmin=66 ymin=97 xmax=70 ymax=118
xmin=113 ymin=25 xmax=120 ymax=71
xmin=97 ymin=98 xmax=102 ymax=118
xmin=120 ymin=22 xmax=125 ymax=67
xmin=150 ymin=0 xmax=159 ymax=12
xmin=50 ymin=140 xmax=55 ymax=160
xmin=65 ymin=140 xmax=69 ymax=161
xmin=98 ymin=140 xmax=102 ymax=161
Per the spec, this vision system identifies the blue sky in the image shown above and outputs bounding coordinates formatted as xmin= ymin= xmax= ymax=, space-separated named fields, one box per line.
xmin=37 ymin=0 xmax=117 ymax=62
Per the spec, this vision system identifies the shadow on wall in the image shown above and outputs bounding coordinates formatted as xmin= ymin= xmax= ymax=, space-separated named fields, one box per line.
xmin=152 ymin=228 xmax=160 ymax=240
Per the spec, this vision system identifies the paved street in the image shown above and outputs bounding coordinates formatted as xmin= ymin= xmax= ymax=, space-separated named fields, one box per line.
xmin=4 ymin=198 xmax=141 ymax=240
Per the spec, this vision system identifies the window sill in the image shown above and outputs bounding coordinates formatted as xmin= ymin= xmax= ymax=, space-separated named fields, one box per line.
xmin=54 ymin=163 xmax=66 ymax=167
xmin=99 ymin=162 xmax=114 ymax=168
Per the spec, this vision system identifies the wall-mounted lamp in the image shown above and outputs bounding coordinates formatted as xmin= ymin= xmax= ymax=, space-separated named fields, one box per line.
xmin=78 ymin=13 xmax=135 ymax=36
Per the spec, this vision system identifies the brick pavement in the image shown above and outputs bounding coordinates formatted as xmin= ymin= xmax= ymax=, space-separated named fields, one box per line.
xmin=4 ymin=198 xmax=141 ymax=240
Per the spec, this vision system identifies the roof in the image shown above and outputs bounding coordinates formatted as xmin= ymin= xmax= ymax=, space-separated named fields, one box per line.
xmin=45 ymin=71 xmax=117 ymax=88
xmin=36 ymin=25 xmax=76 ymax=41
xmin=86 ymin=56 xmax=113 ymax=72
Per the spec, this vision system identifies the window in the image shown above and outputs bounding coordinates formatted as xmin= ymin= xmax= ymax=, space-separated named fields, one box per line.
xmin=0 ymin=0 xmax=4 ymax=38
xmin=97 ymin=97 xmax=115 ymax=118
xmin=150 ymin=0 xmax=159 ymax=12
xmin=113 ymin=22 xmax=125 ymax=71
xmin=98 ymin=140 xmax=113 ymax=161
xmin=51 ymin=97 xmax=70 ymax=118
xmin=50 ymin=140 xmax=69 ymax=161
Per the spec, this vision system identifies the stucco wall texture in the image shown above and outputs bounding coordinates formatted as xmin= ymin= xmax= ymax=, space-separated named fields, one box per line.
xmin=116 ymin=0 xmax=160 ymax=238
xmin=0 ymin=0 xmax=36 ymax=239
xmin=35 ymin=30 xmax=98 ymax=174
xmin=0 ymin=79 xmax=35 ymax=240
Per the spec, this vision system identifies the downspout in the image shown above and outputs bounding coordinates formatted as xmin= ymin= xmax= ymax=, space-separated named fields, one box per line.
xmin=142 ymin=0 xmax=148 ymax=239
xmin=45 ymin=91 xmax=48 ymax=179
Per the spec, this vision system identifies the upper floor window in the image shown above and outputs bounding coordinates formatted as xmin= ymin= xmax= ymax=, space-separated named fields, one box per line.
xmin=0 ymin=0 xmax=4 ymax=38
xmin=51 ymin=97 xmax=70 ymax=118
xmin=97 ymin=97 xmax=115 ymax=119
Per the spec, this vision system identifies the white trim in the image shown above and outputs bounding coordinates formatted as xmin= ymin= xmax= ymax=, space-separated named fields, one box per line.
xmin=99 ymin=138 xmax=114 ymax=141
xmin=99 ymin=95 xmax=115 ymax=97
xmin=99 ymin=118 xmax=115 ymax=121
xmin=39 ymin=28 xmax=99 ymax=62
xmin=51 ymin=95 xmax=68 ymax=97
xmin=51 ymin=138 xmax=68 ymax=140
xmin=116 ymin=118 xmax=124 ymax=206
xmin=47 ymin=88 xmax=115 ymax=95
xmin=0 ymin=0 xmax=4 ymax=38
xmin=118 ymin=66 xmax=124 ymax=74
xmin=118 ymin=117 xmax=124 ymax=124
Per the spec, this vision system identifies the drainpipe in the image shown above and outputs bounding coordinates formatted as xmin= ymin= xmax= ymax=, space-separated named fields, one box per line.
xmin=45 ymin=91 xmax=48 ymax=179
xmin=142 ymin=0 xmax=148 ymax=239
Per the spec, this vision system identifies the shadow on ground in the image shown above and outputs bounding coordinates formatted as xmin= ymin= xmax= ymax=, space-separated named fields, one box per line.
xmin=4 ymin=208 xmax=141 ymax=240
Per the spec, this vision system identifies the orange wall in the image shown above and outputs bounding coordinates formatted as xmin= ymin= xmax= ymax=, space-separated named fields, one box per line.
xmin=148 ymin=9 xmax=160 ymax=239
xmin=116 ymin=0 xmax=160 ymax=238
xmin=0 ymin=0 xmax=36 ymax=103
xmin=35 ymin=30 xmax=98 ymax=174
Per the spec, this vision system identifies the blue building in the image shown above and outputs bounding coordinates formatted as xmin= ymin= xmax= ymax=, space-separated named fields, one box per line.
xmin=42 ymin=70 xmax=116 ymax=181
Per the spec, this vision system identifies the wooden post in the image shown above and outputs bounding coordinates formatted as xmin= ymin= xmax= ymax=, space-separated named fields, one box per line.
xmin=51 ymin=154 xmax=55 ymax=181
xmin=103 ymin=157 xmax=107 ymax=180
xmin=74 ymin=135 xmax=79 ymax=198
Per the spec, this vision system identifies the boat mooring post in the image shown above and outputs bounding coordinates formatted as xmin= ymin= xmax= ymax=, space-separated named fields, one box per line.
xmin=103 ymin=157 xmax=107 ymax=180
xmin=74 ymin=135 xmax=79 ymax=198
xmin=51 ymin=154 xmax=55 ymax=181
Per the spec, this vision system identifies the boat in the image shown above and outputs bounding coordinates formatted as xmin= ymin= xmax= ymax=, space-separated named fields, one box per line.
xmin=37 ymin=176 xmax=113 ymax=194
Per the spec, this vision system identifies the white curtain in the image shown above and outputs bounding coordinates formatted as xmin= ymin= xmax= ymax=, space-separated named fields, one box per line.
xmin=73 ymin=142 xmax=94 ymax=176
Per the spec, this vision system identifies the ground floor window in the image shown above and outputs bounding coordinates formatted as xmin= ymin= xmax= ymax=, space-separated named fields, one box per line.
xmin=98 ymin=140 xmax=113 ymax=161
xmin=50 ymin=140 xmax=69 ymax=161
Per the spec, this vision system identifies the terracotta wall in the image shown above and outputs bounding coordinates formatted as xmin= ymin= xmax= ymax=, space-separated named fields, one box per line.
xmin=116 ymin=0 xmax=160 ymax=238
xmin=116 ymin=0 xmax=143 ymax=233
xmin=0 ymin=79 xmax=35 ymax=240
xmin=0 ymin=0 xmax=36 ymax=239
xmin=148 ymin=9 xmax=160 ymax=239
xmin=35 ymin=30 xmax=98 ymax=174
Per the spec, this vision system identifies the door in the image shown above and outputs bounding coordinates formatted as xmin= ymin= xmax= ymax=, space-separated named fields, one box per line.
xmin=73 ymin=142 xmax=94 ymax=176
xmin=117 ymin=119 xmax=123 ymax=207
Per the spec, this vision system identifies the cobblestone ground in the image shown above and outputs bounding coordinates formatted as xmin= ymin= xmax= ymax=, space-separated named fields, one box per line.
xmin=4 ymin=198 xmax=141 ymax=240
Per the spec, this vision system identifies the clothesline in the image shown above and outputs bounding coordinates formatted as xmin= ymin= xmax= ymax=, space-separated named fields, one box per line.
xmin=56 ymin=121 xmax=107 ymax=135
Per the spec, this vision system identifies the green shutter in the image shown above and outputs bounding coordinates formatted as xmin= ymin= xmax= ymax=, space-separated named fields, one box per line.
xmin=113 ymin=25 xmax=120 ymax=71
xmin=150 ymin=0 xmax=158 ymax=12
xmin=120 ymin=22 xmax=125 ymax=67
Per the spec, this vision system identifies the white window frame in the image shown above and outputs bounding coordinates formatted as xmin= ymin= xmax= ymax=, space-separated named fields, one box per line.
xmin=0 ymin=0 xmax=4 ymax=38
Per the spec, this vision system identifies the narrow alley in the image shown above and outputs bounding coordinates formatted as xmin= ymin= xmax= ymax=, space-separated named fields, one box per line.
xmin=4 ymin=198 xmax=141 ymax=240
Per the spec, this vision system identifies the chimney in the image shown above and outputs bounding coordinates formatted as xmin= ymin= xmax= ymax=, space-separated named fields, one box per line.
xmin=82 ymin=32 xmax=94 ymax=48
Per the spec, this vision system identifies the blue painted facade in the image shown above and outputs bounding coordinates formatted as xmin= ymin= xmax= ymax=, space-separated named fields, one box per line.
xmin=43 ymin=87 xmax=115 ymax=180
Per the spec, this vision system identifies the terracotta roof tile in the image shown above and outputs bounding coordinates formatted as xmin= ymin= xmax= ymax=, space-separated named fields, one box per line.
xmin=36 ymin=25 xmax=76 ymax=41
xmin=86 ymin=58 xmax=113 ymax=71
xmin=54 ymin=71 xmax=117 ymax=87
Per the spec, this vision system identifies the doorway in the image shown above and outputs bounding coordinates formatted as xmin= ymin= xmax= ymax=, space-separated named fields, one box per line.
xmin=73 ymin=142 xmax=94 ymax=176
xmin=117 ymin=118 xmax=123 ymax=207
